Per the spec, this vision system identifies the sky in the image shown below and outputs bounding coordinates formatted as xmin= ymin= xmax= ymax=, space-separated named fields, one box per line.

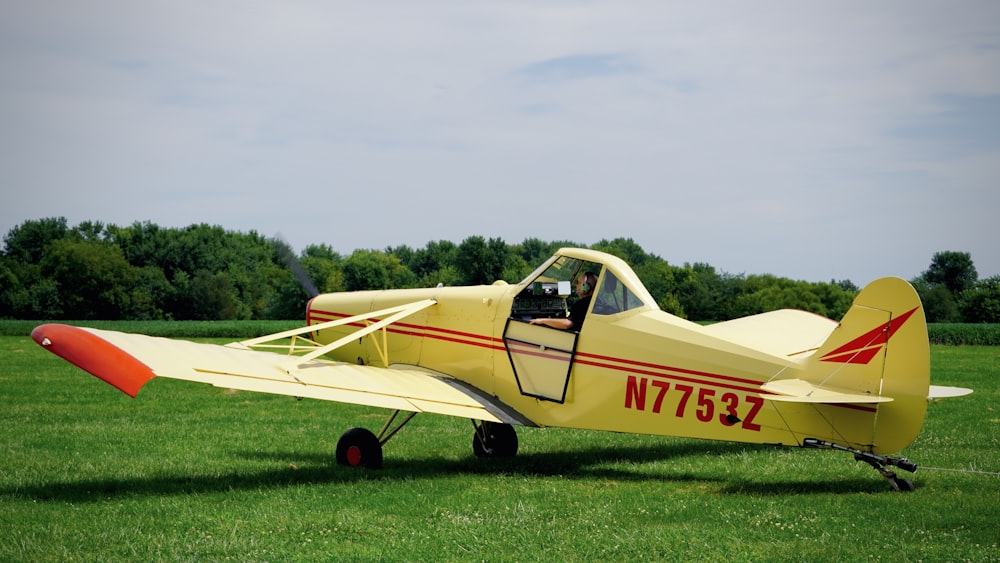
xmin=2 ymin=1 xmax=998 ymax=286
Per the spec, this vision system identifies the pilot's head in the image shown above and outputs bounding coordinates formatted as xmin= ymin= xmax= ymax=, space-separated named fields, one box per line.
xmin=576 ymin=271 xmax=598 ymax=297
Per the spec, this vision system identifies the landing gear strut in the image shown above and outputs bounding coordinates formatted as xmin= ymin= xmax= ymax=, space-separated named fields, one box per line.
xmin=803 ymin=438 xmax=918 ymax=492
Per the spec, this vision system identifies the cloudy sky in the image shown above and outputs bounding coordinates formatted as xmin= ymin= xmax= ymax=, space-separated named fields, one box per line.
xmin=2 ymin=1 xmax=998 ymax=286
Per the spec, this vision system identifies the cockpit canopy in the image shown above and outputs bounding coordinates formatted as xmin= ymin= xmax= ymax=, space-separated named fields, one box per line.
xmin=512 ymin=248 xmax=657 ymax=322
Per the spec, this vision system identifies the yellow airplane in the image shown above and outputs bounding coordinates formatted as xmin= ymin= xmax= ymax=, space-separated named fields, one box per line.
xmin=32 ymin=248 xmax=971 ymax=491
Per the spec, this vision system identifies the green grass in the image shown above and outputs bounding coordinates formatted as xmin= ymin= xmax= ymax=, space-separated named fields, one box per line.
xmin=1 ymin=336 xmax=997 ymax=561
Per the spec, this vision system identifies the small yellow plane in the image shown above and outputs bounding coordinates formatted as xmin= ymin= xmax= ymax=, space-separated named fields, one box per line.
xmin=32 ymin=248 xmax=971 ymax=491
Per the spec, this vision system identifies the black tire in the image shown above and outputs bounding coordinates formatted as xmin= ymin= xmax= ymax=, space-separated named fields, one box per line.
xmin=336 ymin=427 xmax=383 ymax=469
xmin=889 ymin=476 xmax=915 ymax=492
xmin=472 ymin=422 xmax=518 ymax=457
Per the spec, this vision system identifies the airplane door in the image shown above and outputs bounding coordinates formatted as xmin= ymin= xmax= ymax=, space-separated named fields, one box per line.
xmin=502 ymin=319 xmax=578 ymax=403
xmin=503 ymin=256 xmax=604 ymax=403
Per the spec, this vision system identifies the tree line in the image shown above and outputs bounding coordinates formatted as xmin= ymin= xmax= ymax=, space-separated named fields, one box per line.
xmin=1 ymin=217 xmax=996 ymax=323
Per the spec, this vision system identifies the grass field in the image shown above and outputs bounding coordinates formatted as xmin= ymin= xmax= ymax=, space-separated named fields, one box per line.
xmin=1 ymin=333 xmax=997 ymax=561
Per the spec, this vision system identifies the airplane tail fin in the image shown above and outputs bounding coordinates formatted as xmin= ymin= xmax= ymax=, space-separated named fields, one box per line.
xmin=762 ymin=277 xmax=930 ymax=453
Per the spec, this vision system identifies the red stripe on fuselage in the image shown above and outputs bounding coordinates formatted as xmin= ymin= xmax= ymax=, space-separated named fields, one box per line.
xmin=506 ymin=339 xmax=574 ymax=362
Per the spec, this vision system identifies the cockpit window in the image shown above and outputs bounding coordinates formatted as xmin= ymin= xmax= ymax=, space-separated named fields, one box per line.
xmin=592 ymin=271 xmax=645 ymax=315
xmin=511 ymin=257 xmax=601 ymax=321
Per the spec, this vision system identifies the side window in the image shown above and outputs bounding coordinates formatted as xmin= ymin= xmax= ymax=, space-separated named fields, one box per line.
xmin=593 ymin=272 xmax=644 ymax=315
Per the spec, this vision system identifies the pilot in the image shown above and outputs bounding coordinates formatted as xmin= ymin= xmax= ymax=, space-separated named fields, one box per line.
xmin=530 ymin=271 xmax=597 ymax=331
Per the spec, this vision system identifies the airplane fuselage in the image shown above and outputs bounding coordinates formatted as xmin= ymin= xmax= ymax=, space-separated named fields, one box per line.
xmin=306 ymin=283 xmax=835 ymax=448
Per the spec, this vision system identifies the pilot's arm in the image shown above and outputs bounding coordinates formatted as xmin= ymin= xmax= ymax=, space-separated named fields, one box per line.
xmin=530 ymin=295 xmax=591 ymax=331
xmin=530 ymin=317 xmax=574 ymax=330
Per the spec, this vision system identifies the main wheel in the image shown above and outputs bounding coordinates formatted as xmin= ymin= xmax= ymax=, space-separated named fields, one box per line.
xmin=472 ymin=422 xmax=518 ymax=457
xmin=336 ymin=427 xmax=383 ymax=469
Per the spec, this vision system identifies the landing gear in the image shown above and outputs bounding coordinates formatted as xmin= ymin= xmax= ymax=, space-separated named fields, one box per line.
xmin=803 ymin=438 xmax=918 ymax=492
xmin=887 ymin=475 xmax=916 ymax=493
xmin=336 ymin=427 xmax=383 ymax=469
xmin=335 ymin=410 xmax=418 ymax=469
xmin=335 ymin=414 xmax=519 ymax=468
xmin=472 ymin=421 xmax=518 ymax=457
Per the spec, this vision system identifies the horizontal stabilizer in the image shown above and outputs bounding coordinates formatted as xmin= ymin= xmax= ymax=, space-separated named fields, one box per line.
xmin=760 ymin=378 xmax=894 ymax=404
xmin=928 ymin=385 xmax=974 ymax=400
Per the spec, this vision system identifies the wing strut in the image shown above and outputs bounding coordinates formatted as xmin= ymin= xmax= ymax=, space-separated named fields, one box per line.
xmin=229 ymin=298 xmax=437 ymax=369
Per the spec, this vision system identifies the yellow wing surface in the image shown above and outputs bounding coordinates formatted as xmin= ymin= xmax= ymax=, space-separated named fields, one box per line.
xmin=30 ymin=301 xmax=520 ymax=426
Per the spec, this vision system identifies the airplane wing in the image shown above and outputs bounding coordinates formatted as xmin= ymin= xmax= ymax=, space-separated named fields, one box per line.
xmin=31 ymin=309 xmax=530 ymax=427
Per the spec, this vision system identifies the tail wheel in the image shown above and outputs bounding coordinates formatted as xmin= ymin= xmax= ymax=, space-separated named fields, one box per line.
xmin=472 ymin=421 xmax=518 ymax=457
xmin=889 ymin=476 xmax=915 ymax=492
xmin=336 ymin=427 xmax=383 ymax=469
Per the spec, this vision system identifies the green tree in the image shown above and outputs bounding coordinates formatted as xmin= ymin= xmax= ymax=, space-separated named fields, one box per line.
xmin=125 ymin=265 xmax=171 ymax=320
xmin=592 ymin=237 xmax=652 ymax=267
xmin=512 ymin=237 xmax=556 ymax=268
xmin=23 ymin=279 xmax=63 ymax=319
xmin=811 ymin=281 xmax=856 ymax=320
xmin=2 ymin=217 xmax=70 ymax=264
xmin=915 ymin=251 xmax=980 ymax=322
xmin=958 ymin=276 xmax=1000 ymax=323
xmin=342 ymin=250 xmax=414 ymax=291
xmin=0 ymin=255 xmax=63 ymax=319
xmin=921 ymin=283 xmax=961 ymax=323
xmin=455 ymin=236 xmax=508 ymax=285
xmin=267 ymin=267 xmax=313 ymax=319
xmin=408 ymin=240 xmax=458 ymax=282
xmin=730 ymin=276 xmax=827 ymax=318
xmin=40 ymin=239 xmax=138 ymax=319
xmin=74 ymin=220 xmax=108 ymax=243
xmin=500 ymin=254 xmax=531 ymax=285
xmin=923 ymin=251 xmax=978 ymax=293
xmin=189 ymin=270 xmax=239 ymax=320
xmin=386 ymin=244 xmax=415 ymax=269
xmin=634 ymin=260 xmax=686 ymax=317
xmin=675 ymin=263 xmax=724 ymax=321
xmin=107 ymin=221 xmax=170 ymax=269
xmin=302 ymin=246 xmax=344 ymax=293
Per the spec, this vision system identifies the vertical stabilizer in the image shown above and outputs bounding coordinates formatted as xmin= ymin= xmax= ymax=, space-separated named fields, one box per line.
xmin=809 ymin=277 xmax=929 ymax=453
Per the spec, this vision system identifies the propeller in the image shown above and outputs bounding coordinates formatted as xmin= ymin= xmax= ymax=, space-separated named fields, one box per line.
xmin=273 ymin=234 xmax=319 ymax=298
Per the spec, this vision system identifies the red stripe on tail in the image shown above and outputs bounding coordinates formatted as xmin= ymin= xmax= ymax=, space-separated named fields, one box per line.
xmin=820 ymin=307 xmax=919 ymax=365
